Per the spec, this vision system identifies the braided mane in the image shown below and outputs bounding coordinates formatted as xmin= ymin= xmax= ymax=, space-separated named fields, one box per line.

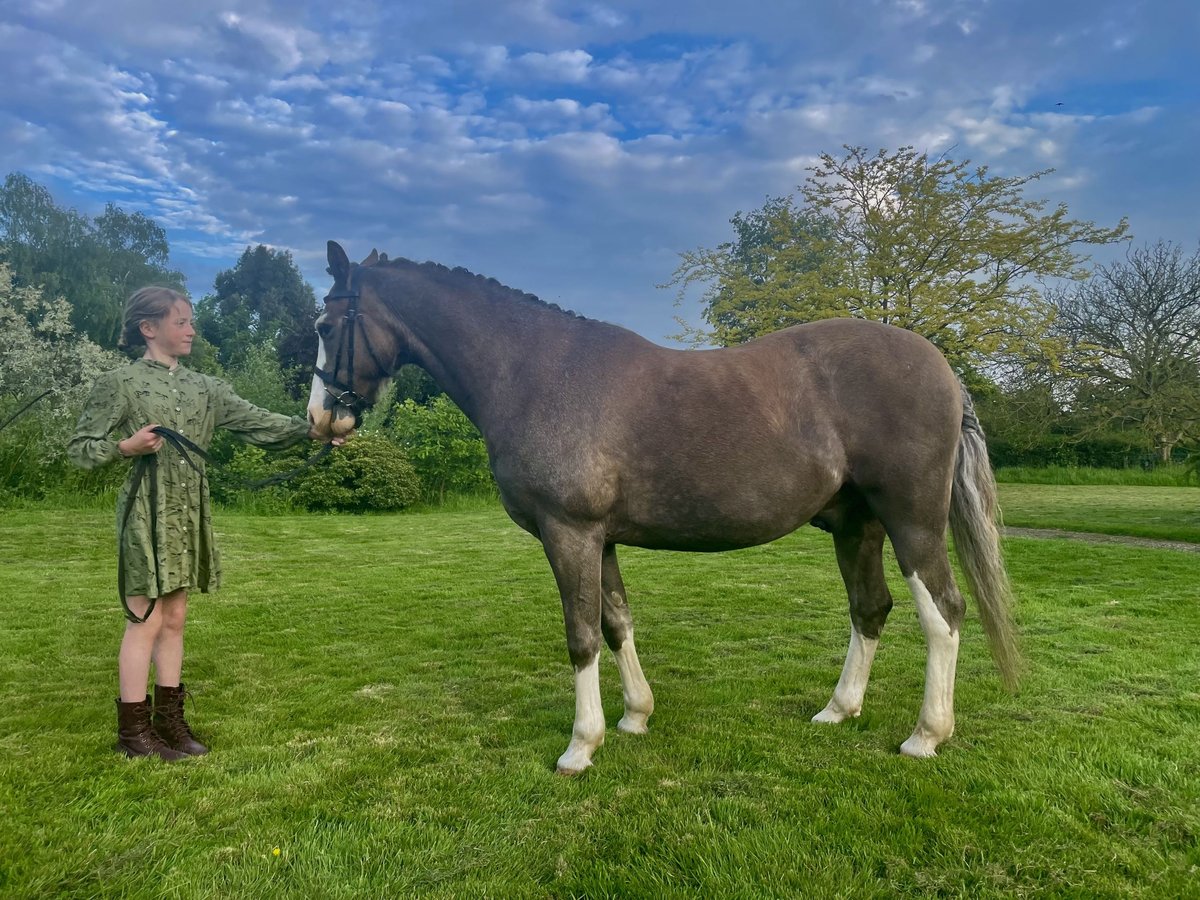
xmin=361 ymin=253 xmax=586 ymax=321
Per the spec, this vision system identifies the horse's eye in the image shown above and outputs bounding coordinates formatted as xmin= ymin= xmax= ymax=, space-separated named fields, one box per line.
xmin=316 ymin=321 xmax=333 ymax=339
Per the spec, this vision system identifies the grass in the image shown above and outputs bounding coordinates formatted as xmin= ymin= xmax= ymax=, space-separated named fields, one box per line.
xmin=995 ymin=463 xmax=1196 ymax=487
xmin=1 ymin=500 xmax=1198 ymax=897
xmin=998 ymin=484 xmax=1200 ymax=543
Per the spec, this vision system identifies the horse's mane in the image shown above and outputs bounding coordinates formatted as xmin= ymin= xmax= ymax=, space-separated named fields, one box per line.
xmin=361 ymin=252 xmax=587 ymax=321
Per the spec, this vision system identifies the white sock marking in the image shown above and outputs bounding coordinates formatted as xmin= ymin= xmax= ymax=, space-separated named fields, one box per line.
xmin=556 ymin=655 xmax=605 ymax=774
xmin=813 ymin=626 xmax=880 ymax=724
xmin=900 ymin=572 xmax=959 ymax=758
xmin=612 ymin=634 xmax=654 ymax=734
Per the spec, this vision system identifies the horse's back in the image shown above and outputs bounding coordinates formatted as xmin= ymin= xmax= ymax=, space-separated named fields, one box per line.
xmin=497 ymin=316 xmax=962 ymax=548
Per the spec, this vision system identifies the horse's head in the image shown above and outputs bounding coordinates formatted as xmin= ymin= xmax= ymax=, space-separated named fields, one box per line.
xmin=307 ymin=241 xmax=397 ymax=439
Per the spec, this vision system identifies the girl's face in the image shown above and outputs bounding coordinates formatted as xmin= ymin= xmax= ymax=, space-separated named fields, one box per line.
xmin=142 ymin=299 xmax=195 ymax=359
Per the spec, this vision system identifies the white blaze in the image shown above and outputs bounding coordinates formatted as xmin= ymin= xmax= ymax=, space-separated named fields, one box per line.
xmin=307 ymin=339 xmax=328 ymax=428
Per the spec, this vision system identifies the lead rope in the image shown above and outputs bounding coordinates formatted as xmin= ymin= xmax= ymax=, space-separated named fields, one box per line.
xmin=116 ymin=426 xmax=336 ymax=621
xmin=117 ymin=426 xmax=208 ymax=623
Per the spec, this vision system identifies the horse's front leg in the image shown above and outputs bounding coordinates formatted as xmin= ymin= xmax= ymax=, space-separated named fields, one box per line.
xmin=541 ymin=519 xmax=607 ymax=775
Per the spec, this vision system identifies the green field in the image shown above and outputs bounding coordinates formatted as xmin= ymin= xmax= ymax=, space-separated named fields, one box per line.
xmin=1 ymin=493 xmax=1197 ymax=897
xmin=998 ymin=483 xmax=1200 ymax=543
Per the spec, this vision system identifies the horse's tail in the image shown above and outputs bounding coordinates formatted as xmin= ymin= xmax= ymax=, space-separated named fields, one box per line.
xmin=949 ymin=384 xmax=1021 ymax=691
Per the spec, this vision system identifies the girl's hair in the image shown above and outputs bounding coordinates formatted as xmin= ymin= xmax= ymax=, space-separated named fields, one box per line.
xmin=119 ymin=286 xmax=191 ymax=351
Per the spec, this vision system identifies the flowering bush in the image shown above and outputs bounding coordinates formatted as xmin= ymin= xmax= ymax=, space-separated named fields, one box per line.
xmin=0 ymin=265 xmax=123 ymax=498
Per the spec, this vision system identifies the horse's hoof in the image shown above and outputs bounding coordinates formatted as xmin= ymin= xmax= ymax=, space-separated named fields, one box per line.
xmin=617 ymin=715 xmax=649 ymax=734
xmin=555 ymin=746 xmax=594 ymax=776
xmin=899 ymin=734 xmax=941 ymax=758
xmin=811 ymin=704 xmax=853 ymax=724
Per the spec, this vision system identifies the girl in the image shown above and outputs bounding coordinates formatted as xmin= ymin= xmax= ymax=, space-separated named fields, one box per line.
xmin=69 ymin=286 xmax=344 ymax=761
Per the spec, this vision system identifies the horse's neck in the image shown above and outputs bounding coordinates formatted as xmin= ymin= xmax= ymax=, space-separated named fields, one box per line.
xmin=386 ymin=274 xmax=576 ymax=432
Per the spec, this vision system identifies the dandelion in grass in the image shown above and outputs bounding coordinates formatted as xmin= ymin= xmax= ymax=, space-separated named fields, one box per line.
xmin=273 ymin=847 xmax=281 ymax=858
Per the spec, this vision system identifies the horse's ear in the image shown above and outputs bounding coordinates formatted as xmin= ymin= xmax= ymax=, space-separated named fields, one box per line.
xmin=378 ymin=252 xmax=388 ymax=262
xmin=328 ymin=241 xmax=351 ymax=282
xmin=362 ymin=248 xmax=380 ymax=266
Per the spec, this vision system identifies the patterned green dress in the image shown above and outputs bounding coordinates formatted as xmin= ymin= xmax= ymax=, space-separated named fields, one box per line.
xmin=68 ymin=359 xmax=311 ymax=599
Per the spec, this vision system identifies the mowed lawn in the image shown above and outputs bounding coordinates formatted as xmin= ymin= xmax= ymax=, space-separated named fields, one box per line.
xmin=1 ymin=493 xmax=1197 ymax=898
xmin=998 ymin=483 xmax=1200 ymax=543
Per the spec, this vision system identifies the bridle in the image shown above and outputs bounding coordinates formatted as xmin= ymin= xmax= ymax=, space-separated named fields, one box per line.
xmin=313 ymin=274 xmax=392 ymax=426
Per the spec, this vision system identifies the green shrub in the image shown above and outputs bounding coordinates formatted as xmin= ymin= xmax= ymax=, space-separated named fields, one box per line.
xmin=207 ymin=443 xmax=304 ymax=513
xmin=387 ymin=396 xmax=494 ymax=500
xmin=289 ymin=433 xmax=421 ymax=512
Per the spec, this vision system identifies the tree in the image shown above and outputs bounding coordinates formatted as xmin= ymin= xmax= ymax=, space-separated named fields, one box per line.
xmin=1053 ymin=241 xmax=1200 ymax=461
xmin=668 ymin=197 xmax=837 ymax=345
xmin=0 ymin=173 xmax=184 ymax=347
xmin=669 ymin=146 xmax=1129 ymax=371
xmin=195 ymin=245 xmax=318 ymax=397
xmin=0 ymin=263 xmax=123 ymax=496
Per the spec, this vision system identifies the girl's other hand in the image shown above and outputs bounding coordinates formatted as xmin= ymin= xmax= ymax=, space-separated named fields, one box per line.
xmin=119 ymin=424 xmax=163 ymax=457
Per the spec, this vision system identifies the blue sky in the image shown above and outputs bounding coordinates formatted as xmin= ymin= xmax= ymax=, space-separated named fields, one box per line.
xmin=1 ymin=0 xmax=1197 ymax=343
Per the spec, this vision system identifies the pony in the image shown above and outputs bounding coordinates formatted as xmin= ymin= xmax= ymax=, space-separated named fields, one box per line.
xmin=307 ymin=241 xmax=1019 ymax=774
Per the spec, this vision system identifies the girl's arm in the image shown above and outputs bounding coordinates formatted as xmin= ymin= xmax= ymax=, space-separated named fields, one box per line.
xmin=67 ymin=370 xmax=133 ymax=469
xmin=212 ymin=378 xmax=312 ymax=450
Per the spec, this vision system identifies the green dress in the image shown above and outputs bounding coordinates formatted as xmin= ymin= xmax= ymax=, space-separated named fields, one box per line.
xmin=68 ymin=359 xmax=311 ymax=599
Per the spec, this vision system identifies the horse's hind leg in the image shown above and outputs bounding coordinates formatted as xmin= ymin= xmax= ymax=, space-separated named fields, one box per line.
xmin=889 ymin=525 xmax=964 ymax=758
xmin=601 ymin=545 xmax=654 ymax=735
xmin=813 ymin=511 xmax=893 ymax=725
xmin=540 ymin=518 xmax=607 ymax=775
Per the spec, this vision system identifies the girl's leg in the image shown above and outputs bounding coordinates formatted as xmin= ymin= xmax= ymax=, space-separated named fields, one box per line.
xmin=152 ymin=590 xmax=189 ymax=687
xmin=149 ymin=590 xmax=208 ymax=755
xmin=118 ymin=596 xmax=164 ymax=702
xmin=114 ymin=594 xmax=189 ymax=760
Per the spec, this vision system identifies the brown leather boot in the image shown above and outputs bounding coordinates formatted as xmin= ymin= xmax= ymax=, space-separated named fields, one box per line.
xmin=115 ymin=697 xmax=188 ymax=761
xmin=153 ymin=683 xmax=209 ymax=756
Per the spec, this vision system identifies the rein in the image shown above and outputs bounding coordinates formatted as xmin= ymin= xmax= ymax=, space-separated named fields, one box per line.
xmin=0 ymin=389 xmax=53 ymax=434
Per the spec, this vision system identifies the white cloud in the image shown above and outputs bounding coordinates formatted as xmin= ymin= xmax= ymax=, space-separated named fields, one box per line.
xmin=214 ymin=12 xmax=324 ymax=74
xmin=0 ymin=0 xmax=1194 ymax=342
xmin=513 ymin=49 xmax=594 ymax=83
xmin=509 ymin=97 xmax=617 ymax=133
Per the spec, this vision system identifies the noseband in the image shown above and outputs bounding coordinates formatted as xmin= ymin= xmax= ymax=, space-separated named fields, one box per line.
xmin=313 ymin=281 xmax=392 ymax=426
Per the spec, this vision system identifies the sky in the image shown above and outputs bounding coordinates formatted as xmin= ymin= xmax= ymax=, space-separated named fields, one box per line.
xmin=1 ymin=0 xmax=1197 ymax=344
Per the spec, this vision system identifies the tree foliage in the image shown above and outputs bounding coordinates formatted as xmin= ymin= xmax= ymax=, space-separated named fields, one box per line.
xmin=0 ymin=172 xmax=184 ymax=348
xmin=1053 ymin=241 xmax=1200 ymax=460
xmin=0 ymin=264 xmax=123 ymax=496
xmin=669 ymin=146 xmax=1129 ymax=371
xmin=669 ymin=196 xmax=838 ymax=345
xmin=194 ymin=245 xmax=319 ymax=397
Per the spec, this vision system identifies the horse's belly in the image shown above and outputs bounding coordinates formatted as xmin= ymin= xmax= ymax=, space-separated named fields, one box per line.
xmin=611 ymin=486 xmax=824 ymax=552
